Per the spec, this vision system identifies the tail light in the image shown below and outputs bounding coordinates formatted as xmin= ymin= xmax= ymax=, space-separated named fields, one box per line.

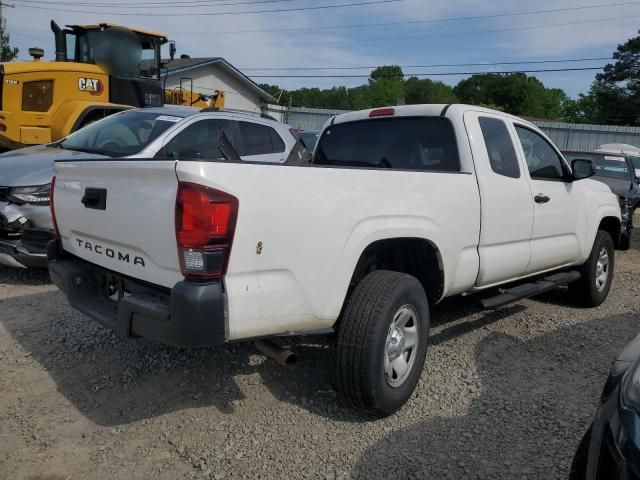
xmin=50 ymin=175 xmax=60 ymax=236
xmin=175 ymin=182 xmax=239 ymax=280
xmin=369 ymin=108 xmax=395 ymax=117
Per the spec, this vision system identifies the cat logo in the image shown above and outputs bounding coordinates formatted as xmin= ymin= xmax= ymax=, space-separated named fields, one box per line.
xmin=78 ymin=78 xmax=104 ymax=96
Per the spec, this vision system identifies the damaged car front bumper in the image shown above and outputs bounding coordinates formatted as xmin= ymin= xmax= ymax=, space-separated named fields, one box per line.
xmin=0 ymin=237 xmax=50 ymax=268
xmin=0 ymin=200 xmax=54 ymax=268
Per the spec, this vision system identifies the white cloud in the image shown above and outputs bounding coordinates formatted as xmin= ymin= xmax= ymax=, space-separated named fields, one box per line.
xmin=5 ymin=3 xmax=388 ymax=90
xmin=5 ymin=0 xmax=640 ymax=96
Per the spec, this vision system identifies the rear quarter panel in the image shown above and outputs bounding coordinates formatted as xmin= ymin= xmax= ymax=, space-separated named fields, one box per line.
xmin=177 ymin=161 xmax=481 ymax=340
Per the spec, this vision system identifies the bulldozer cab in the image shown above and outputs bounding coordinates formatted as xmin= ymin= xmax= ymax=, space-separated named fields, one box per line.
xmin=52 ymin=22 xmax=167 ymax=80
xmin=46 ymin=21 xmax=168 ymax=109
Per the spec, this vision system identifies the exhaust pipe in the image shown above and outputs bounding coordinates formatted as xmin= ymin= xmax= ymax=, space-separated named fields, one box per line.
xmin=255 ymin=340 xmax=297 ymax=367
xmin=50 ymin=20 xmax=67 ymax=62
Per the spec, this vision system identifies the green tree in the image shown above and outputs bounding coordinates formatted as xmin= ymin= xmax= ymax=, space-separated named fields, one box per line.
xmin=561 ymin=87 xmax=601 ymax=124
xmin=258 ymin=83 xmax=287 ymax=104
xmin=261 ymin=65 xmax=571 ymax=117
xmin=454 ymin=73 xmax=567 ymax=119
xmin=0 ymin=20 xmax=19 ymax=62
xmin=369 ymin=65 xmax=404 ymax=81
xmin=405 ymin=77 xmax=458 ymax=104
xmin=367 ymin=65 xmax=405 ymax=107
xmin=586 ymin=31 xmax=640 ymax=125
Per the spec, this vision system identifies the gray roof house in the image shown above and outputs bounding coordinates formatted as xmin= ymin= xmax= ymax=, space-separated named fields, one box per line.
xmin=162 ymin=57 xmax=276 ymax=113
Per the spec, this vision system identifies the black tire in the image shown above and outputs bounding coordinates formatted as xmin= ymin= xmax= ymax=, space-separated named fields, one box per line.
xmin=569 ymin=425 xmax=592 ymax=480
xmin=570 ymin=230 xmax=615 ymax=307
xmin=335 ymin=270 xmax=430 ymax=417
xmin=620 ymin=232 xmax=631 ymax=251
xmin=620 ymin=213 xmax=633 ymax=250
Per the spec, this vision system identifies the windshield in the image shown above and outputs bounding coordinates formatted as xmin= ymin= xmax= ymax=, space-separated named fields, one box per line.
xmin=69 ymin=29 xmax=160 ymax=79
xmin=564 ymin=152 xmax=631 ymax=180
xmin=630 ymin=156 xmax=640 ymax=170
xmin=60 ymin=111 xmax=184 ymax=157
xmin=314 ymin=117 xmax=460 ymax=171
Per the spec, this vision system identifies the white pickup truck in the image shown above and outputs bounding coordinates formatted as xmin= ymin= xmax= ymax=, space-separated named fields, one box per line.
xmin=48 ymin=104 xmax=622 ymax=417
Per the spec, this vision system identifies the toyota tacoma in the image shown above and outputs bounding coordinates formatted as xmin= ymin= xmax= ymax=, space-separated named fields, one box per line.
xmin=48 ymin=104 xmax=623 ymax=416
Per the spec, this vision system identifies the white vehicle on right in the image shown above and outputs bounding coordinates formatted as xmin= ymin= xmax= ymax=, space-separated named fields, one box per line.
xmin=49 ymin=104 xmax=622 ymax=417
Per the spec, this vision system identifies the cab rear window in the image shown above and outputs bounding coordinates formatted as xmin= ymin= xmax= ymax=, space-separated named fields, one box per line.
xmin=314 ymin=117 xmax=460 ymax=172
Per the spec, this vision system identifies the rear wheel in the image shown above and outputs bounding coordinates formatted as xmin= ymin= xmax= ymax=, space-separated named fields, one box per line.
xmin=570 ymin=230 xmax=615 ymax=307
xmin=335 ymin=270 xmax=430 ymax=417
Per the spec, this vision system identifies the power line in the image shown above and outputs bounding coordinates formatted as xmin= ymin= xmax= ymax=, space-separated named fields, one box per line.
xmin=211 ymin=14 xmax=640 ymax=47
xmin=247 ymin=67 xmax=607 ymax=78
xmin=11 ymin=0 xmax=299 ymax=8
xmin=168 ymin=0 xmax=640 ymax=35
xmin=7 ymin=30 xmax=48 ymax=43
xmin=240 ymin=57 xmax=613 ymax=71
xmin=11 ymin=0 xmax=402 ymax=15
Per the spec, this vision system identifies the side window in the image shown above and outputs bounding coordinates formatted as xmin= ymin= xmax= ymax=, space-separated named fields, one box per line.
xmin=238 ymin=121 xmax=285 ymax=156
xmin=162 ymin=119 xmax=232 ymax=159
xmin=478 ymin=117 xmax=520 ymax=179
xmin=515 ymin=126 xmax=566 ymax=180
xmin=270 ymin=128 xmax=286 ymax=153
xmin=65 ymin=34 xmax=77 ymax=60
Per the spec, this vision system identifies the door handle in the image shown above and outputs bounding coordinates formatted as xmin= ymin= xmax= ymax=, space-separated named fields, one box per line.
xmin=81 ymin=188 xmax=107 ymax=210
xmin=534 ymin=194 xmax=550 ymax=204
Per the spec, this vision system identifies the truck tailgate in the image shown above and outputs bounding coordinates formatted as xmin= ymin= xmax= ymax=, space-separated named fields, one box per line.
xmin=53 ymin=160 xmax=182 ymax=288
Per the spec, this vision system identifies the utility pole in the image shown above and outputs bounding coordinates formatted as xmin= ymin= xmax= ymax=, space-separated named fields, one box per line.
xmin=0 ymin=1 xmax=15 ymax=27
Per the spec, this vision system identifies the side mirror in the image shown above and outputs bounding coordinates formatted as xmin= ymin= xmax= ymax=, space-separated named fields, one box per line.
xmin=572 ymin=159 xmax=595 ymax=180
xmin=169 ymin=41 xmax=176 ymax=61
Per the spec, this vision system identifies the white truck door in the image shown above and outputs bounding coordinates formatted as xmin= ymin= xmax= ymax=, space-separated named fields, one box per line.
xmin=464 ymin=111 xmax=534 ymax=287
xmin=513 ymin=124 xmax=586 ymax=273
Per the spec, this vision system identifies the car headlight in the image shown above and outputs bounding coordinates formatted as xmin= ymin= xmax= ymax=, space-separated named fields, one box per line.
xmin=8 ymin=184 xmax=51 ymax=205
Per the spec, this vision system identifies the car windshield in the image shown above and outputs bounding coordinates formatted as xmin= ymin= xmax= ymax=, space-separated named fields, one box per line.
xmin=630 ymin=156 xmax=640 ymax=170
xmin=60 ymin=111 xmax=184 ymax=157
xmin=594 ymin=158 xmax=632 ymax=180
xmin=314 ymin=117 xmax=460 ymax=171
xmin=564 ymin=152 xmax=631 ymax=180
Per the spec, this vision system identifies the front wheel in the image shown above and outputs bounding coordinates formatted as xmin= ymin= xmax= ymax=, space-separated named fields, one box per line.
xmin=570 ymin=230 xmax=615 ymax=307
xmin=335 ymin=270 xmax=430 ymax=417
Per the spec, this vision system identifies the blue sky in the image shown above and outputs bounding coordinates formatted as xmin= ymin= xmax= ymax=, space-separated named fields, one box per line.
xmin=5 ymin=0 xmax=640 ymax=98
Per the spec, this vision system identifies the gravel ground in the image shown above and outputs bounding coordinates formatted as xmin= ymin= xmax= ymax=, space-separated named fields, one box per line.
xmin=1 ymin=225 xmax=639 ymax=480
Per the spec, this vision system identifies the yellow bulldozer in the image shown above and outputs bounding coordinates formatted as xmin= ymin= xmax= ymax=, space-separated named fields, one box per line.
xmin=0 ymin=21 xmax=224 ymax=150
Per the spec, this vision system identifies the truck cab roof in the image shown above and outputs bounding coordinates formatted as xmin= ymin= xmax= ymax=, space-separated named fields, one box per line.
xmin=330 ymin=104 xmax=532 ymax=128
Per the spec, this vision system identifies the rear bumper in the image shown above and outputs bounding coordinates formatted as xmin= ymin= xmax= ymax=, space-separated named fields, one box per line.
xmin=47 ymin=240 xmax=227 ymax=347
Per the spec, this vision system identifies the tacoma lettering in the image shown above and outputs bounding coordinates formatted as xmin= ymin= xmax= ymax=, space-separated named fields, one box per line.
xmin=75 ymin=239 xmax=145 ymax=267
